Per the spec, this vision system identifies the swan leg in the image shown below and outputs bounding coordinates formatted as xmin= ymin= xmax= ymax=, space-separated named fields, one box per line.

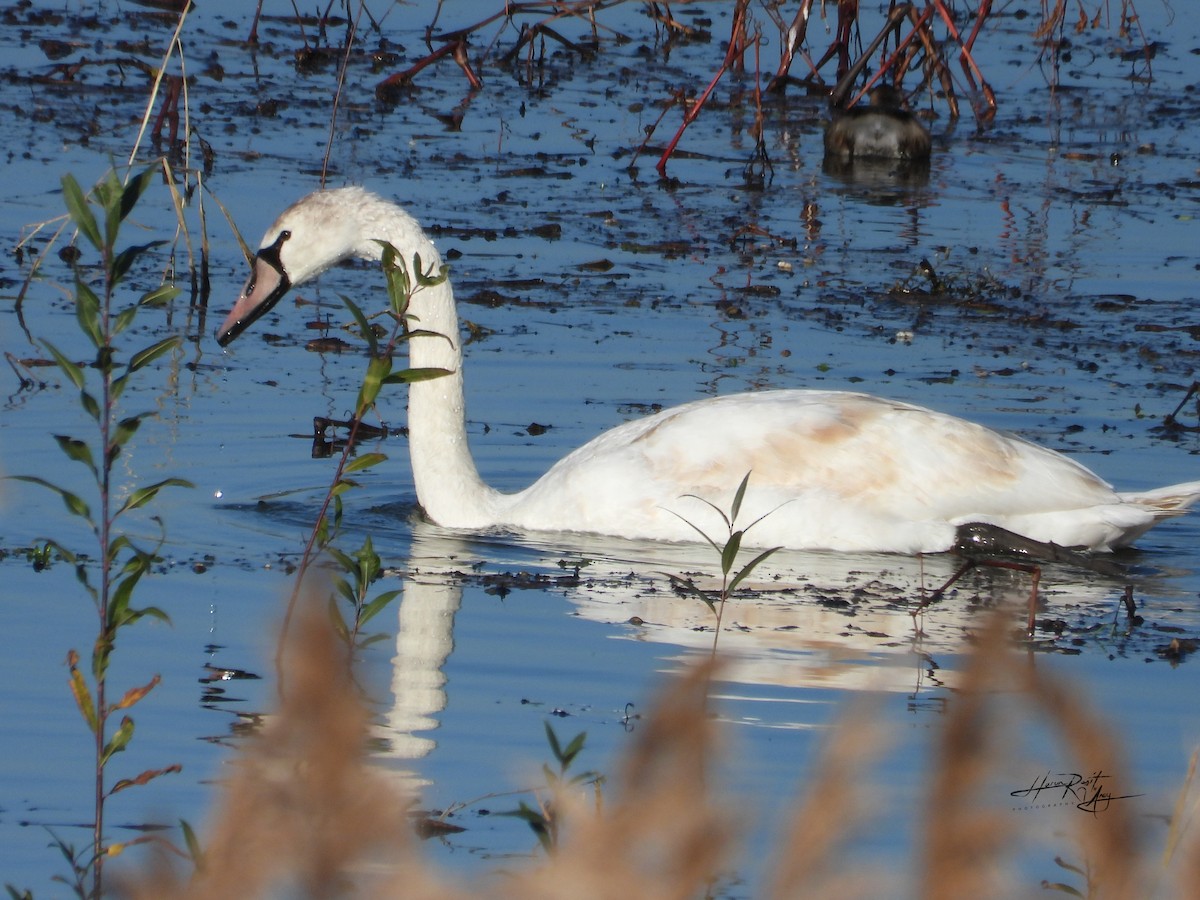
xmin=915 ymin=555 xmax=1042 ymax=636
xmin=916 ymin=522 xmax=1052 ymax=635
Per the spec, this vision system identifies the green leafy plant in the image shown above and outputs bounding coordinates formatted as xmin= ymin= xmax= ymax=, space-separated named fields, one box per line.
xmin=665 ymin=472 xmax=783 ymax=656
xmin=327 ymin=534 xmax=402 ymax=649
xmin=502 ymin=722 xmax=604 ymax=853
xmin=9 ymin=167 xmax=190 ymax=898
xmin=276 ymin=245 xmax=450 ymax=668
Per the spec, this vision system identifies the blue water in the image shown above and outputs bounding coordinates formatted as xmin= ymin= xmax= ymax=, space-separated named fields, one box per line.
xmin=2 ymin=1 xmax=1200 ymax=895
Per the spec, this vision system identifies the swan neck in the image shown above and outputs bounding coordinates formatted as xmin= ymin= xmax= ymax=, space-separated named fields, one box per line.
xmin=371 ymin=211 xmax=500 ymax=526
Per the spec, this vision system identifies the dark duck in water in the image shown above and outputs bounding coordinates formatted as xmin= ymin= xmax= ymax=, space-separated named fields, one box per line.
xmin=823 ymin=84 xmax=932 ymax=161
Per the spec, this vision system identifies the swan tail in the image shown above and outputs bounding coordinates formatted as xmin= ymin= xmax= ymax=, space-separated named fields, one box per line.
xmin=1119 ymin=480 xmax=1200 ymax=519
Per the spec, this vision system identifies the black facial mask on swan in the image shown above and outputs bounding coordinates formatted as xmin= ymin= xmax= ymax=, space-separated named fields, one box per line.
xmin=216 ymin=230 xmax=292 ymax=346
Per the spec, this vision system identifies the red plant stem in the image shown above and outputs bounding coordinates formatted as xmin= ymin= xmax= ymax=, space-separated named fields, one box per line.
xmin=151 ymin=76 xmax=182 ymax=145
xmin=655 ymin=0 xmax=750 ymax=175
xmin=92 ymin=221 xmax=117 ymax=899
xmin=827 ymin=2 xmax=914 ymax=108
xmin=931 ymin=0 xmax=995 ymax=110
xmin=844 ymin=5 xmax=934 ymax=108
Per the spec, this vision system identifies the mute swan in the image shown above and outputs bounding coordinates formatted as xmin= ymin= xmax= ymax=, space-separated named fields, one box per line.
xmin=824 ymin=84 xmax=932 ymax=161
xmin=217 ymin=187 xmax=1200 ymax=554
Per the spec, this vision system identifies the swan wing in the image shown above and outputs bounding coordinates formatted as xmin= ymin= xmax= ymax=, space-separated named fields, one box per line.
xmin=501 ymin=390 xmax=1132 ymax=552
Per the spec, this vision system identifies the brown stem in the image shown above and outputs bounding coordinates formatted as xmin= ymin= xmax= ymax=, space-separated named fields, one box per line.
xmin=377 ymin=37 xmax=482 ymax=96
xmin=655 ymin=0 xmax=751 ymax=176
xmin=766 ymin=0 xmax=816 ymax=92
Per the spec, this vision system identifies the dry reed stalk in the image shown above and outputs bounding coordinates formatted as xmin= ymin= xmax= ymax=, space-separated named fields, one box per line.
xmin=123 ymin=596 xmax=466 ymax=899
xmin=508 ymin=661 xmax=731 ymax=900
xmin=122 ymin=598 xmax=1198 ymax=899
xmin=921 ymin=618 xmax=1021 ymax=898
xmin=764 ymin=698 xmax=888 ymax=898
xmin=922 ymin=613 xmax=1146 ymax=899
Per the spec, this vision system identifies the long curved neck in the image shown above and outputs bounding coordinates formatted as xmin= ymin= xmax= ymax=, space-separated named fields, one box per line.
xmin=363 ymin=206 xmax=502 ymax=526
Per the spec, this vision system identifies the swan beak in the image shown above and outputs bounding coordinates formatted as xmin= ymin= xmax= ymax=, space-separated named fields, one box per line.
xmin=217 ymin=251 xmax=292 ymax=347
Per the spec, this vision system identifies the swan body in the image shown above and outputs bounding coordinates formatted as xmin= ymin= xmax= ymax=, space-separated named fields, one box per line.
xmin=218 ymin=187 xmax=1200 ymax=553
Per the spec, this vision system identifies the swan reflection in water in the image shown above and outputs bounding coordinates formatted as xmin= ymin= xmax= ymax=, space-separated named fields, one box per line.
xmin=375 ymin=520 xmax=1149 ymax=785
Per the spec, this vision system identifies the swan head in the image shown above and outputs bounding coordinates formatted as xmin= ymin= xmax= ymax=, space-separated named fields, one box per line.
xmin=217 ymin=187 xmax=391 ymax=346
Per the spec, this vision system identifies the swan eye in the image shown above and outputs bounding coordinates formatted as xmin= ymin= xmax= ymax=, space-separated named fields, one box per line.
xmin=257 ymin=229 xmax=291 ymax=276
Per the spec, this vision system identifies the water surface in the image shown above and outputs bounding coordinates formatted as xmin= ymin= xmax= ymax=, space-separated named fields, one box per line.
xmin=2 ymin=1 xmax=1199 ymax=894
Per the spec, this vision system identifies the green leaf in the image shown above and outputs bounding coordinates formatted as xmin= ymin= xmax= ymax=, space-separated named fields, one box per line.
xmin=100 ymin=170 xmax=124 ymax=249
xmin=120 ymin=166 xmax=158 ymax=223
xmin=382 ymin=366 xmax=452 ymax=385
xmin=344 ymin=452 xmax=388 ymax=474
xmin=497 ymin=801 xmax=553 ymax=851
xmin=100 ymin=716 xmax=135 ymax=766
xmin=80 ymin=389 xmax=101 ymax=422
xmin=359 ymin=589 xmax=401 ymax=627
xmin=677 ymin=492 xmax=732 ymax=532
xmin=544 ymin=721 xmax=563 ymax=763
xmin=357 ymin=549 xmax=375 ymax=580
xmin=110 ymin=240 xmax=168 ymax=286
xmin=138 ymin=283 xmax=181 ymax=308
xmin=330 ymin=479 xmax=358 ymax=498
xmin=74 ymin=278 xmax=104 ymax=349
xmin=109 ymin=564 xmax=149 ymax=628
xmin=116 ymin=477 xmax=194 ymax=516
xmin=356 ymin=355 xmax=392 ymax=415
xmin=327 ymin=596 xmax=350 ymax=641
xmin=561 ymin=730 xmax=587 ymax=767
xmin=41 ymin=339 xmax=85 ymax=390
xmin=399 ymin=328 xmax=452 ymax=344
xmin=332 ymin=577 xmax=356 ymax=605
xmin=727 ymin=546 xmax=782 ymax=594
xmin=70 ymin=560 xmax=98 ymax=604
xmin=720 ymin=530 xmax=743 ymax=577
xmin=417 ymin=261 xmax=449 ymax=288
xmin=730 ymin=471 xmax=752 ymax=523
xmin=107 ymin=533 xmax=133 ymax=564
xmin=111 ymin=413 xmax=146 ymax=451
xmin=10 ymin=475 xmax=92 ymax=521
xmin=326 ymin=546 xmax=354 ymax=571
xmin=53 ymin=435 xmax=98 ymax=479
xmin=113 ymin=305 xmax=139 ymax=335
xmin=61 ymin=174 xmax=102 ymax=251
xmin=92 ymin=168 xmax=120 ymax=207
xmin=342 ymin=295 xmax=378 ymax=354
xmin=661 ymin=572 xmax=716 ymax=612
xmin=180 ymin=818 xmax=204 ymax=866
xmin=129 ymin=335 xmax=182 ymax=373
xmin=377 ymin=243 xmax=411 ymax=316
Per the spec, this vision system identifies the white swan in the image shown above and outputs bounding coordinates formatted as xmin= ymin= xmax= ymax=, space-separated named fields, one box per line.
xmin=217 ymin=187 xmax=1200 ymax=554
